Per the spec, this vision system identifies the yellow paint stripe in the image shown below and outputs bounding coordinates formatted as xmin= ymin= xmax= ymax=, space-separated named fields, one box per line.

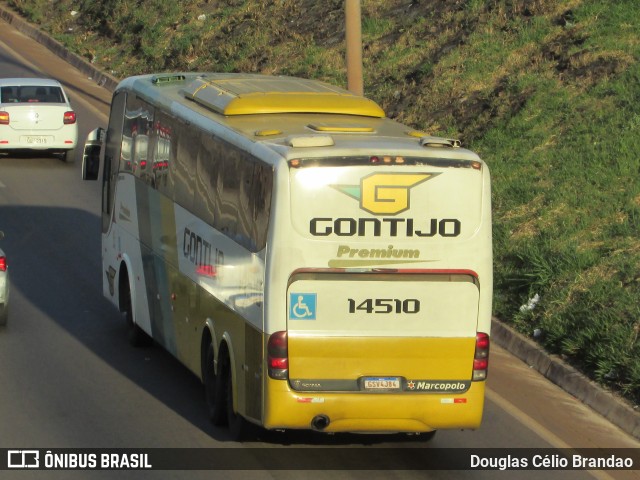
xmin=486 ymin=387 xmax=616 ymax=480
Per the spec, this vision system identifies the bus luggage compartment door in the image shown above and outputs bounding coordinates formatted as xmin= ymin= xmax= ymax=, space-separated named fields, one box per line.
xmin=286 ymin=272 xmax=480 ymax=391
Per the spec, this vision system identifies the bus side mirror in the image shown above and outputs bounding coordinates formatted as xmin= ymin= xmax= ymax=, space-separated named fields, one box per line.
xmin=82 ymin=127 xmax=105 ymax=181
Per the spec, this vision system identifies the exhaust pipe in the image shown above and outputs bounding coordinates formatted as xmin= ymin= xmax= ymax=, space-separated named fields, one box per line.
xmin=311 ymin=414 xmax=330 ymax=431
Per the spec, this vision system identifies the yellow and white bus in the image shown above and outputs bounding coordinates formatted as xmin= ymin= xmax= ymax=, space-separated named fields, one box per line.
xmin=82 ymin=72 xmax=492 ymax=440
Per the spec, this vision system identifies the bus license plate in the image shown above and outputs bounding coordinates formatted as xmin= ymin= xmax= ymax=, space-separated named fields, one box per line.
xmin=363 ymin=377 xmax=401 ymax=391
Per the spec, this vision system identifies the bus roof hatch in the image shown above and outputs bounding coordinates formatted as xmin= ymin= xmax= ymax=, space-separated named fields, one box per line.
xmin=181 ymin=75 xmax=385 ymax=118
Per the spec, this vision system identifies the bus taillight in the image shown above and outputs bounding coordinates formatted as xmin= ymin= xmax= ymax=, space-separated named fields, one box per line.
xmin=472 ymin=332 xmax=490 ymax=381
xmin=267 ymin=331 xmax=288 ymax=380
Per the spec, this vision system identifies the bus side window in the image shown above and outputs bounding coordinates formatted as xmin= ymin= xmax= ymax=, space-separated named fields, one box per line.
xmin=172 ymin=118 xmax=197 ymax=211
xmin=153 ymin=111 xmax=175 ymax=198
xmin=252 ymin=164 xmax=273 ymax=250
xmin=132 ymin=101 xmax=154 ymax=184
xmin=152 ymin=115 xmax=172 ymax=190
xmin=218 ymin=148 xmax=243 ymax=242
xmin=102 ymin=91 xmax=126 ymax=233
xmin=194 ymin=135 xmax=221 ymax=229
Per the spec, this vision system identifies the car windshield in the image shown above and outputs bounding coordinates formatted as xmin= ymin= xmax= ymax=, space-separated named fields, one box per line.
xmin=1 ymin=85 xmax=65 ymax=103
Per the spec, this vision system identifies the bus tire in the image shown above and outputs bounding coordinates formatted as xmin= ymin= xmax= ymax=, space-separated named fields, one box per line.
xmin=223 ymin=357 xmax=251 ymax=441
xmin=421 ymin=430 xmax=437 ymax=442
xmin=205 ymin=343 xmax=226 ymax=426
xmin=121 ymin=277 xmax=149 ymax=347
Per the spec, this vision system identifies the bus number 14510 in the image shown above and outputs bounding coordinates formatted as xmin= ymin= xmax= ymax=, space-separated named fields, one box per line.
xmin=347 ymin=298 xmax=420 ymax=314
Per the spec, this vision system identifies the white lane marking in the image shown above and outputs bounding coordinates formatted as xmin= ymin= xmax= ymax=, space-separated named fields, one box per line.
xmin=486 ymin=388 xmax=617 ymax=480
xmin=0 ymin=36 xmax=44 ymax=73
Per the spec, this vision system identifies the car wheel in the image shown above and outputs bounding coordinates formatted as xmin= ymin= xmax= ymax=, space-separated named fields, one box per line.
xmin=0 ymin=305 xmax=7 ymax=326
xmin=205 ymin=343 xmax=226 ymax=426
xmin=63 ymin=149 xmax=75 ymax=163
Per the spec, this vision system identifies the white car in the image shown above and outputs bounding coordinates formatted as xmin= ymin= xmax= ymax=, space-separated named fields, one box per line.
xmin=0 ymin=232 xmax=8 ymax=326
xmin=0 ymin=78 xmax=78 ymax=162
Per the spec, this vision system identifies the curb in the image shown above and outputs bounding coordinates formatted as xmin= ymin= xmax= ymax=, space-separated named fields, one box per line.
xmin=491 ymin=318 xmax=640 ymax=440
xmin=0 ymin=3 xmax=119 ymax=92
xmin=1 ymin=1 xmax=638 ymax=443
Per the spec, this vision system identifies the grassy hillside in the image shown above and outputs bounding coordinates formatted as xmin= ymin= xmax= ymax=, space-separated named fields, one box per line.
xmin=7 ymin=0 xmax=640 ymax=405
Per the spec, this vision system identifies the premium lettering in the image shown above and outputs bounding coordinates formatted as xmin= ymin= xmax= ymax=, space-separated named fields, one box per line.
xmin=337 ymin=245 xmax=419 ymax=259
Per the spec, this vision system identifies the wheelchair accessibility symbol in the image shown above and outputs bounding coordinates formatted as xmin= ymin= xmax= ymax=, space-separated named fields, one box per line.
xmin=289 ymin=293 xmax=317 ymax=320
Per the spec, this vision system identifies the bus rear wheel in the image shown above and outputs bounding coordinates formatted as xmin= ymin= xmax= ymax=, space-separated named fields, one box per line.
xmin=421 ymin=430 xmax=437 ymax=442
xmin=220 ymin=355 xmax=251 ymax=441
xmin=204 ymin=343 xmax=226 ymax=426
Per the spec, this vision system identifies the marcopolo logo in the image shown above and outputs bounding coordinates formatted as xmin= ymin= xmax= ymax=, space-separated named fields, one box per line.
xmin=405 ymin=380 xmax=470 ymax=393
xmin=333 ymin=172 xmax=438 ymax=215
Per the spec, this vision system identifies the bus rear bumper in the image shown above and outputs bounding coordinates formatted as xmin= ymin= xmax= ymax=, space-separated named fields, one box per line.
xmin=263 ymin=379 xmax=485 ymax=433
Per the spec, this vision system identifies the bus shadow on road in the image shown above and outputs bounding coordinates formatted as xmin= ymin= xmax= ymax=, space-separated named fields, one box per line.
xmin=0 ymin=204 xmax=441 ymax=446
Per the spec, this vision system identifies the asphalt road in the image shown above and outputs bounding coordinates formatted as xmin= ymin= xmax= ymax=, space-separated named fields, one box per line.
xmin=0 ymin=15 xmax=638 ymax=480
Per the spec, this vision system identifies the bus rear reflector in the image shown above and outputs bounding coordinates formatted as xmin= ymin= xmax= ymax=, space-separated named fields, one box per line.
xmin=0 ymin=256 xmax=6 ymax=271
xmin=472 ymin=332 xmax=490 ymax=381
xmin=268 ymin=331 xmax=288 ymax=380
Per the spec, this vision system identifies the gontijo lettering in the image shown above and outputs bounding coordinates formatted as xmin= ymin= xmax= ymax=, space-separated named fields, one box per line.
xmin=310 ymin=217 xmax=461 ymax=237
xmin=183 ymin=227 xmax=224 ymax=269
xmin=183 ymin=227 xmax=212 ymax=266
